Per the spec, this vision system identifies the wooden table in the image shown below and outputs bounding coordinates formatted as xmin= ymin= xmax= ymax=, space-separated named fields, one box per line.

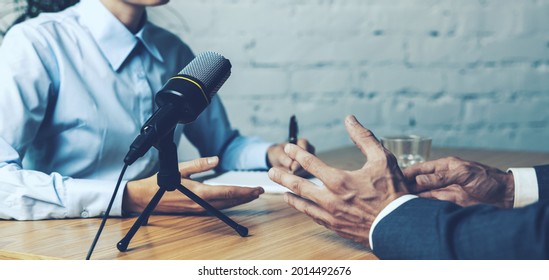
xmin=1 ymin=146 xmax=548 ymax=260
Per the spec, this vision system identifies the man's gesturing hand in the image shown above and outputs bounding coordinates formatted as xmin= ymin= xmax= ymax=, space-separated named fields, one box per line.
xmin=268 ymin=115 xmax=410 ymax=248
xmin=403 ymin=157 xmax=515 ymax=208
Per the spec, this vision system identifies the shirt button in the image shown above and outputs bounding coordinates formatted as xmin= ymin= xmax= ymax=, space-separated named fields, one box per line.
xmin=136 ymin=71 xmax=146 ymax=79
xmin=81 ymin=210 xmax=89 ymax=218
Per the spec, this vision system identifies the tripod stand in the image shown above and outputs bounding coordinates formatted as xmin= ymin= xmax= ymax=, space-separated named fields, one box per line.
xmin=117 ymin=131 xmax=248 ymax=252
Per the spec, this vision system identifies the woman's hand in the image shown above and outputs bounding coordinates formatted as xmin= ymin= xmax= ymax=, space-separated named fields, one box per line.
xmin=123 ymin=156 xmax=264 ymax=214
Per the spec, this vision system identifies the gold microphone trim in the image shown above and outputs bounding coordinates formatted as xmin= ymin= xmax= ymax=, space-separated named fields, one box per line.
xmin=168 ymin=76 xmax=209 ymax=104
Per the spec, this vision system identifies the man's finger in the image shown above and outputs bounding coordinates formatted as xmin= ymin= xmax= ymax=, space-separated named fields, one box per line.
xmin=284 ymin=192 xmax=364 ymax=238
xmin=344 ymin=115 xmax=385 ymax=161
xmin=268 ymin=167 xmax=326 ymax=203
xmin=402 ymin=158 xmax=450 ymax=179
xmin=408 ymin=171 xmax=453 ymax=193
xmin=417 ymin=187 xmax=458 ymax=201
xmin=284 ymin=192 xmax=335 ymax=228
xmin=416 ymin=185 xmax=476 ymax=206
xmin=283 ymin=143 xmax=340 ymax=184
xmin=179 ymin=156 xmax=219 ymax=177
xmin=269 ymin=167 xmax=361 ymax=218
xmin=297 ymin=139 xmax=315 ymax=154
xmin=291 ymin=139 xmax=316 ymax=173
xmin=277 ymin=153 xmax=293 ymax=170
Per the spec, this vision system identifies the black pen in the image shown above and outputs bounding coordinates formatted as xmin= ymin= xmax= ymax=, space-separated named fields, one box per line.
xmin=289 ymin=115 xmax=298 ymax=145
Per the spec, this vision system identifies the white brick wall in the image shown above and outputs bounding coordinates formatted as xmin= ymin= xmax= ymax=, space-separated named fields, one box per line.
xmin=2 ymin=0 xmax=548 ymax=157
xmin=150 ymin=0 xmax=548 ymax=154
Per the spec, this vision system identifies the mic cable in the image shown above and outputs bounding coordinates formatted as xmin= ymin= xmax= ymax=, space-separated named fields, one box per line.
xmin=86 ymin=164 xmax=128 ymax=260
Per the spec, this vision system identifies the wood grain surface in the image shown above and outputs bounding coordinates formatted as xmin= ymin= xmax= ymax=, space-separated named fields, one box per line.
xmin=1 ymin=146 xmax=548 ymax=260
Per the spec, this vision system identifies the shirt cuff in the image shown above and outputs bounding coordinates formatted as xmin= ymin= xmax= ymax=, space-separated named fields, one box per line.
xmin=65 ymin=178 xmax=127 ymax=218
xmin=244 ymin=141 xmax=273 ymax=170
xmin=369 ymin=194 xmax=418 ymax=250
xmin=221 ymin=135 xmax=274 ymax=171
xmin=507 ymin=168 xmax=539 ymax=208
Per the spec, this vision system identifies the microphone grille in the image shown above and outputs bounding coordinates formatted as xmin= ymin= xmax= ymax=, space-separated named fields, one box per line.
xmin=178 ymin=51 xmax=232 ymax=98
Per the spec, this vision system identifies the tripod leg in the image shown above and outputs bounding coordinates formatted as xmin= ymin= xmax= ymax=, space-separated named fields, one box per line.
xmin=117 ymin=188 xmax=166 ymax=252
xmin=175 ymin=184 xmax=248 ymax=237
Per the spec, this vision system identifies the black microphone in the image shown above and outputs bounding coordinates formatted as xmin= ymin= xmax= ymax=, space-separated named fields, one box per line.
xmin=124 ymin=51 xmax=231 ymax=165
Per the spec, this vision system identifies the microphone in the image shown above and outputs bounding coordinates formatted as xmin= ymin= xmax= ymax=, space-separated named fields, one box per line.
xmin=124 ymin=51 xmax=231 ymax=165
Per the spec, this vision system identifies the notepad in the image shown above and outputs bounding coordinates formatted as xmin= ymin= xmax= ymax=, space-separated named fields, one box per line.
xmin=203 ymin=171 xmax=323 ymax=193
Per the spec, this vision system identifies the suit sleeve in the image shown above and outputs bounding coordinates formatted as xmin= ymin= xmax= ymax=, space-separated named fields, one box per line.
xmin=372 ymin=198 xmax=549 ymax=259
xmin=534 ymin=164 xmax=549 ymax=201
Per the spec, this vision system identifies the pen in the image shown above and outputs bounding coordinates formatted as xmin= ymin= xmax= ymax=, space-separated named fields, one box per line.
xmin=289 ymin=115 xmax=298 ymax=145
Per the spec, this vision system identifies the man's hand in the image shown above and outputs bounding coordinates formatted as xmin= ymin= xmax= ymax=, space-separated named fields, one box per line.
xmin=268 ymin=115 xmax=410 ymax=248
xmin=403 ymin=157 xmax=515 ymax=208
xmin=123 ymin=156 xmax=264 ymax=214
xmin=267 ymin=138 xmax=315 ymax=176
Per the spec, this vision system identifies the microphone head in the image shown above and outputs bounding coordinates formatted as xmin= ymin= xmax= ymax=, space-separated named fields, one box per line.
xmin=178 ymin=51 xmax=232 ymax=98
xmin=125 ymin=52 xmax=232 ymax=165
xmin=154 ymin=51 xmax=232 ymax=124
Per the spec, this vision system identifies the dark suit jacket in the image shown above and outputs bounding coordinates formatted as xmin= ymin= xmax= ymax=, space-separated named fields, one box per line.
xmin=372 ymin=164 xmax=549 ymax=259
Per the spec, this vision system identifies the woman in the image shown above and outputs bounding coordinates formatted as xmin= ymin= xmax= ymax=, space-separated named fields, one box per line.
xmin=0 ymin=0 xmax=313 ymax=220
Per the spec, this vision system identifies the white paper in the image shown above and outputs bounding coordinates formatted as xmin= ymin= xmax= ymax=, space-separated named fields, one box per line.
xmin=203 ymin=171 xmax=323 ymax=193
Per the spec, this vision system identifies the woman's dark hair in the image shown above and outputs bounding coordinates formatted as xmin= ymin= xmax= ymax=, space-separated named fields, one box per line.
xmin=14 ymin=0 xmax=80 ymax=24
xmin=1 ymin=0 xmax=80 ymax=36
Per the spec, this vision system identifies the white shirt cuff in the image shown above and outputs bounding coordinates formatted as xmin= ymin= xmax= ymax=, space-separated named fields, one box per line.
xmin=220 ymin=136 xmax=274 ymax=171
xmin=66 ymin=178 xmax=127 ymax=218
xmin=507 ymin=168 xmax=539 ymax=208
xmin=244 ymin=141 xmax=273 ymax=170
xmin=369 ymin=194 xmax=418 ymax=250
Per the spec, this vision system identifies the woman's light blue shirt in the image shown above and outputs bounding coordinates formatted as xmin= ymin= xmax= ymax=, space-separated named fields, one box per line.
xmin=0 ymin=0 xmax=271 ymax=220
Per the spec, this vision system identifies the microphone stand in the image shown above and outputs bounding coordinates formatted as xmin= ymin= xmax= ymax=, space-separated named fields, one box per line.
xmin=117 ymin=130 xmax=248 ymax=252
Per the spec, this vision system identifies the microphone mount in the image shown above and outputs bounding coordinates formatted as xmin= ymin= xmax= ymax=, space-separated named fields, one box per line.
xmin=117 ymin=130 xmax=248 ymax=252
xmin=86 ymin=52 xmax=243 ymax=258
xmin=118 ymin=52 xmax=246 ymax=251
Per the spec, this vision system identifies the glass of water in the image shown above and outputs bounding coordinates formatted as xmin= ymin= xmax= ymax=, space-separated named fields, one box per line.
xmin=380 ymin=135 xmax=432 ymax=169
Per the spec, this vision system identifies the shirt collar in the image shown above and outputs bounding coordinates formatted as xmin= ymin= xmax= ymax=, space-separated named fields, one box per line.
xmin=77 ymin=0 xmax=163 ymax=71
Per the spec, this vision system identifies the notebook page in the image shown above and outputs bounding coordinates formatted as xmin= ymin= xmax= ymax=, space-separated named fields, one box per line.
xmin=203 ymin=171 xmax=323 ymax=193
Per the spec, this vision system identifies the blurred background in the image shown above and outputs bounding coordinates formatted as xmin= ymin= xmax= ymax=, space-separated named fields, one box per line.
xmin=2 ymin=0 xmax=549 ymax=158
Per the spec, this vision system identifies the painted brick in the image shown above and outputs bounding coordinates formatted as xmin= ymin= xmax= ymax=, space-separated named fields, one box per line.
xmin=4 ymin=0 xmax=548 ymax=153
